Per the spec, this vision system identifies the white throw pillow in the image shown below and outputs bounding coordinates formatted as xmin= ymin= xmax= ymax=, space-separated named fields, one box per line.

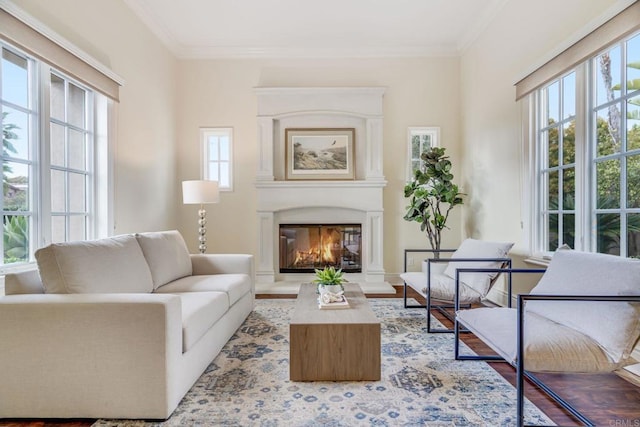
xmin=135 ymin=230 xmax=193 ymax=289
xmin=35 ymin=234 xmax=154 ymax=294
xmin=443 ymin=238 xmax=514 ymax=297
xmin=527 ymin=248 xmax=640 ymax=363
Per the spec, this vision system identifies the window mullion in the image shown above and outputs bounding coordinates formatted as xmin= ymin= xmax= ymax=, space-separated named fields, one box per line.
xmin=574 ymin=64 xmax=588 ymax=251
xmin=38 ymin=63 xmax=51 ymax=248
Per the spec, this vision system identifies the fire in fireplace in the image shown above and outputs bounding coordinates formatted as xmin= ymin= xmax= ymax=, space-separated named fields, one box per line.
xmin=279 ymin=224 xmax=362 ymax=273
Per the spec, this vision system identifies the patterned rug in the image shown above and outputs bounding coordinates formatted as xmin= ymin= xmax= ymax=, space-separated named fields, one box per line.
xmin=94 ymin=299 xmax=554 ymax=426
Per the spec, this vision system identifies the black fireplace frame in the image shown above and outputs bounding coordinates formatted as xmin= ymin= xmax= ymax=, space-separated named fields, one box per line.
xmin=278 ymin=223 xmax=362 ymax=273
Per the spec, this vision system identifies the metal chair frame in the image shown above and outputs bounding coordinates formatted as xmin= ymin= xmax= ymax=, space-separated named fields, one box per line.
xmin=401 ymin=249 xmax=512 ymax=333
xmin=402 ymin=248 xmax=455 ymax=309
xmin=452 ymin=266 xmax=640 ymax=427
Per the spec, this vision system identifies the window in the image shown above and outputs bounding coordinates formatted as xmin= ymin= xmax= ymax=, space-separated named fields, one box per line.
xmin=1 ymin=47 xmax=34 ymax=264
xmin=201 ymin=127 xmax=232 ymax=191
xmin=533 ymin=31 xmax=640 ymax=256
xmin=407 ymin=127 xmax=439 ymax=180
xmin=0 ymin=41 xmax=104 ymax=269
xmin=539 ymin=72 xmax=577 ymax=251
xmin=50 ymin=72 xmax=93 ymax=244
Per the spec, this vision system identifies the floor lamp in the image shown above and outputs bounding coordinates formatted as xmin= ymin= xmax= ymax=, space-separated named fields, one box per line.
xmin=182 ymin=180 xmax=220 ymax=254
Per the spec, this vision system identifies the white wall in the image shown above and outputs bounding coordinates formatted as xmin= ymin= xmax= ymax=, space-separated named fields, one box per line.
xmin=14 ymin=0 xmax=178 ymax=234
xmin=460 ymin=0 xmax=627 ymax=252
xmin=176 ymin=57 xmax=462 ymax=274
xmin=16 ymin=0 xmax=626 ymax=280
xmin=460 ymin=0 xmax=628 ymax=302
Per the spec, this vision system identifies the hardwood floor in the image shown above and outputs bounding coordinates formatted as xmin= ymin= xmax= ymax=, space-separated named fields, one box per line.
xmin=2 ymin=288 xmax=638 ymax=426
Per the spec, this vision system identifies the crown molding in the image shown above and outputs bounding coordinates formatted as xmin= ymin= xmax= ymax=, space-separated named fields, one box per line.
xmin=457 ymin=0 xmax=511 ymax=54
xmin=176 ymin=44 xmax=460 ymax=59
xmin=121 ymin=0 xmax=181 ymax=54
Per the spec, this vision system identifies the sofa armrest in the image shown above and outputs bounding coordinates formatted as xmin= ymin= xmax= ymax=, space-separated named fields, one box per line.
xmin=4 ymin=269 xmax=44 ymax=295
xmin=190 ymin=254 xmax=254 ymax=277
xmin=0 ymin=293 xmax=183 ymax=418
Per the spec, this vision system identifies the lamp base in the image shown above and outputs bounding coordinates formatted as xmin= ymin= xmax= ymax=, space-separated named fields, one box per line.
xmin=198 ymin=207 xmax=207 ymax=254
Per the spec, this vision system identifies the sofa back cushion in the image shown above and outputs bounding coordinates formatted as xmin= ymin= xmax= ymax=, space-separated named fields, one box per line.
xmin=528 ymin=249 xmax=640 ymax=363
xmin=135 ymin=230 xmax=192 ymax=290
xmin=35 ymin=234 xmax=154 ymax=294
xmin=443 ymin=238 xmax=514 ymax=297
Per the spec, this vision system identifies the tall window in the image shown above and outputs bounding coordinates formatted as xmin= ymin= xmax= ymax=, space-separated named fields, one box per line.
xmin=1 ymin=46 xmax=34 ymax=264
xmin=50 ymin=72 xmax=92 ymax=244
xmin=0 ymin=41 xmax=99 ymax=268
xmin=539 ymin=73 xmax=577 ymax=251
xmin=535 ymin=31 xmax=640 ymax=256
xmin=593 ymin=34 xmax=640 ymax=256
xmin=201 ymin=128 xmax=232 ymax=191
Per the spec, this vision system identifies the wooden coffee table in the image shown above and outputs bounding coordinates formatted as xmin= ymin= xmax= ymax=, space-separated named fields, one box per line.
xmin=289 ymin=283 xmax=381 ymax=381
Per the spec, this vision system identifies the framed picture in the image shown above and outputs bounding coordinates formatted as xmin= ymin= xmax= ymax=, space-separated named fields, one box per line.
xmin=285 ymin=128 xmax=355 ymax=180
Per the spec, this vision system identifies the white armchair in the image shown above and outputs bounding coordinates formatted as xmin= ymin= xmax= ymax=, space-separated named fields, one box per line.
xmin=400 ymin=238 xmax=514 ymax=333
xmin=454 ymin=248 xmax=640 ymax=427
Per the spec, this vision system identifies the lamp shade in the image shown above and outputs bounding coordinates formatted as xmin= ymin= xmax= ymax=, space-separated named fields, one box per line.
xmin=182 ymin=180 xmax=220 ymax=204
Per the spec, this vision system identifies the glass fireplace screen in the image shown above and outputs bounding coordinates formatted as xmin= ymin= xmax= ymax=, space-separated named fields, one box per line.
xmin=279 ymin=224 xmax=362 ymax=273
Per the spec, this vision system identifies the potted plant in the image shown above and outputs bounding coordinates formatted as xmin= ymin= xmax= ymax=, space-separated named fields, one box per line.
xmin=313 ymin=266 xmax=347 ymax=294
xmin=403 ymin=147 xmax=464 ymax=258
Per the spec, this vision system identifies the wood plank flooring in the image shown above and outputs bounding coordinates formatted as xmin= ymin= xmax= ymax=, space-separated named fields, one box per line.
xmin=1 ymin=287 xmax=638 ymax=426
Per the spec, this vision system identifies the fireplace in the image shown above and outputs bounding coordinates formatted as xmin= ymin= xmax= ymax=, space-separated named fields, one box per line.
xmin=255 ymin=87 xmax=387 ymax=286
xmin=279 ymin=224 xmax=362 ymax=273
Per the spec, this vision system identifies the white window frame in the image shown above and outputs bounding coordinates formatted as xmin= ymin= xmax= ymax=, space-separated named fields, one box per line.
xmin=526 ymin=31 xmax=640 ymax=258
xmin=200 ymin=127 xmax=233 ymax=191
xmin=406 ymin=126 xmax=439 ymax=181
xmin=0 ymin=40 xmax=111 ymax=274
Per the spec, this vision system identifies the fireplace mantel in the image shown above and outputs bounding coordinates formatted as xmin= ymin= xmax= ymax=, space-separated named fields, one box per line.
xmin=254 ymin=87 xmax=388 ymax=290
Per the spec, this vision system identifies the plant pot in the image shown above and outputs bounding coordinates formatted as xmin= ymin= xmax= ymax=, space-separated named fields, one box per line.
xmin=318 ymin=284 xmax=344 ymax=295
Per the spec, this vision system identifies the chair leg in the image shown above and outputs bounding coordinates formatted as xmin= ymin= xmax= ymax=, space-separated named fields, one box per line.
xmin=403 ymin=282 xmax=426 ymax=309
xmin=522 ymin=372 xmax=595 ymax=427
xmin=517 ymin=354 xmax=525 ymax=427
xmin=427 ymin=294 xmax=457 ymax=333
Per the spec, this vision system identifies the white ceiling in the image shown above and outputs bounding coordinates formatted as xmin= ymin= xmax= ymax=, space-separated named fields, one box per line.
xmin=123 ymin=0 xmax=509 ymax=58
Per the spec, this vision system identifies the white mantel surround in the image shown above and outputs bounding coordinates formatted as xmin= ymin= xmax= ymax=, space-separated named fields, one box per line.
xmin=254 ymin=87 xmax=393 ymax=293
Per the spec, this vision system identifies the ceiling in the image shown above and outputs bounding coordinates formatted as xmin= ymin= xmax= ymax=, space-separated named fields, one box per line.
xmin=122 ymin=0 xmax=509 ymax=58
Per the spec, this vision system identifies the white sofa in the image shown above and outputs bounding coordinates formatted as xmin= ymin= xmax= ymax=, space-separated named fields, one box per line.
xmin=0 ymin=230 xmax=255 ymax=420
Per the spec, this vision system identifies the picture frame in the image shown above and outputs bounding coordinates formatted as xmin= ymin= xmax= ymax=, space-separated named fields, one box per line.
xmin=285 ymin=128 xmax=355 ymax=180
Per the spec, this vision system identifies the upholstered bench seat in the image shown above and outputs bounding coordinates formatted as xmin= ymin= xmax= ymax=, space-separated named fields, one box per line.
xmin=401 ymin=270 xmax=484 ymax=304
xmin=155 ymin=274 xmax=252 ymax=306
xmin=178 ymin=292 xmax=229 ymax=352
xmin=457 ymin=307 xmax=620 ymax=373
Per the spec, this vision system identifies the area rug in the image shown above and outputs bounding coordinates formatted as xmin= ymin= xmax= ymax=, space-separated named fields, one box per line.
xmin=93 ymin=299 xmax=554 ymax=426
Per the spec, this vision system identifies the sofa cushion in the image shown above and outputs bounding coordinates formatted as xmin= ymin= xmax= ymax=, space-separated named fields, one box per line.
xmin=4 ymin=270 xmax=44 ymax=295
xmin=457 ymin=307 xmax=622 ymax=373
xmin=176 ymin=292 xmax=229 ymax=352
xmin=35 ymin=235 xmax=153 ymax=294
xmin=527 ymin=249 xmax=640 ymax=363
xmin=400 ymin=271 xmax=483 ymax=304
xmin=135 ymin=230 xmax=192 ymax=290
xmin=443 ymin=239 xmax=513 ymax=297
xmin=154 ymin=274 xmax=252 ymax=306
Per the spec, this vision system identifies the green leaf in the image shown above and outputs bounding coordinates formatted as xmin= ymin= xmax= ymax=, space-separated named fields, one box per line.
xmin=403 ymin=146 xmax=464 ymax=251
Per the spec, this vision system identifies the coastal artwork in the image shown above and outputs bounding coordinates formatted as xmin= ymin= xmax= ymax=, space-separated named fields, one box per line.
xmin=285 ymin=128 xmax=355 ymax=180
